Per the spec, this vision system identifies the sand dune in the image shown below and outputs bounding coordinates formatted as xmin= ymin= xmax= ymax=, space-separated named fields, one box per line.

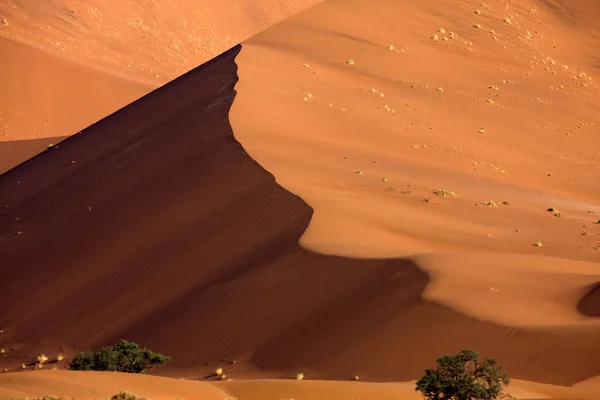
xmin=0 ymin=0 xmax=320 ymax=171
xmin=0 ymin=37 xmax=599 ymax=388
xmin=232 ymin=0 xmax=600 ymax=260
xmin=1 ymin=0 xmax=599 ymax=398
xmin=231 ymin=0 xmax=600 ymax=367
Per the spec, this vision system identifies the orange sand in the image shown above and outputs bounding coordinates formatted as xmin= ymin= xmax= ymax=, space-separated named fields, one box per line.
xmin=0 ymin=0 xmax=320 ymax=172
xmin=0 ymin=0 xmax=599 ymax=399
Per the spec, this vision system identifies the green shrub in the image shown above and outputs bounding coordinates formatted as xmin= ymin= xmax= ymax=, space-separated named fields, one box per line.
xmin=69 ymin=340 xmax=170 ymax=373
xmin=415 ymin=349 xmax=509 ymax=400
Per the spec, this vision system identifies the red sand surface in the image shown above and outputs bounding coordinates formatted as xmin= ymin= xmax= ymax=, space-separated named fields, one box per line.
xmin=0 ymin=0 xmax=599 ymax=399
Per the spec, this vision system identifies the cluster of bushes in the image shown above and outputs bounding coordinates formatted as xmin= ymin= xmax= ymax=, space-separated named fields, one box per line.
xmin=65 ymin=341 xmax=509 ymax=400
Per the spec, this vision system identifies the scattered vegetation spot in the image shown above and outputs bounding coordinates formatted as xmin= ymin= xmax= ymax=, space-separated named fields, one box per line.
xmin=416 ymin=349 xmax=509 ymax=400
xmin=111 ymin=391 xmax=147 ymax=400
xmin=546 ymin=208 xmax=562 ymax=217
xmin=433 ymin=189 xmax=457 ymax=197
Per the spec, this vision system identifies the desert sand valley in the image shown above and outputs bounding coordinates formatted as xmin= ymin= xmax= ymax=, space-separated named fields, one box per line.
xmin=0 ymin=0 xmax=599 ymax=399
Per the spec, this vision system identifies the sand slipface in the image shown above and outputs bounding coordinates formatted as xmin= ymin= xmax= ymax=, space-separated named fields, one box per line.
xmin=0 ymin=0 xmax=599 ymax=398
xmin=0 ymin=38 xmax=598 ymax=387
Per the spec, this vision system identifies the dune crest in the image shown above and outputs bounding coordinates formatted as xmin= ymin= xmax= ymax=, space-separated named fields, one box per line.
xmin=0 ymin=37 xmax=149 ymax=174
xmin=0 ymin=0 xmax=321 ymax=171
xmin=0 ymin=39 xmax=598 ymax=386
xmin=1 ymin=0 xmax=599 ymax=396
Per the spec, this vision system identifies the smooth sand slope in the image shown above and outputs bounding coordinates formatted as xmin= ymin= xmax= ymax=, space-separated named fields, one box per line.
xmin=0 ymin=0 xmax=320 ymax=172
xmin=231 ymin=0 xmax=600 ymax=377
xmin=1 ymin=371 xmax=599 ymax=400
xmin=0 ymin=37 xmax=598 ymax=391
xmin=0 ymin=0 xmax=599 ymax=398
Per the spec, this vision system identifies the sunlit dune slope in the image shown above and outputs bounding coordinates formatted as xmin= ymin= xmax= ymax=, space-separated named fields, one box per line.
xmin=1 ymin=371 xmax=599 ymax=400
xmin=0 ymin=0 xmax=322 ymax=84
xmin=0 ymin=41 xmax=598 ymax=387
xmin=232 ymin=0 xmax=600 ymax=260
xmin=0 ymin=37 xmax=149 ymax=174
xmin=0 ymin=370 xmax=227 ymax=400
xmin=227 ymin=0 xmax=600 ymax=385
xmin=230 ymin=0 xmax=600 ymax=339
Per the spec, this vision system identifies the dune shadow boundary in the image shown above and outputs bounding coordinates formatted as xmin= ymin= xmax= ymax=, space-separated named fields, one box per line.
xmin=0 ymin=44 xmax=598 ymax=386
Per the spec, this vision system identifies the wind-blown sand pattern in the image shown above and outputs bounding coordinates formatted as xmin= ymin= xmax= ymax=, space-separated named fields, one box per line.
xmin=0 ymin=0 xmax=599 ymax=399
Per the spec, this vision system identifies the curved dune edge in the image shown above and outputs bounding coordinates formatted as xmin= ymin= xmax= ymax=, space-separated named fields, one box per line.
xmin=231 ymin=0 xmax=600 ymax=261
xmin=0 ymin=371 xmax=599 ymax=400
xmin=229 ymin=0 xmax=600 ymax=331
xmin=0 ymin=37 xmax=150 ymax=174
xmin=0 ymin=0 xmax=322 ymax=172
xmin=0 ymin=42 xmax=598 ymax=387
xmin=413 ymin=252 xmax=600 ymax=327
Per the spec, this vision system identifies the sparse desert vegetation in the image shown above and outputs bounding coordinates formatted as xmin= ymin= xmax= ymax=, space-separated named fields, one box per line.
xmin=110 ymin=391 xmax=147 ymax=400
xmin=69 ymin=340 xmax=170 ymax=373
xmin=433 ymin=189 xmax=457 ymax=197
xmin=416 ymin=349 xmax=509 ymax=400
xmin=1 ymin=0 xmax=599 ymax=399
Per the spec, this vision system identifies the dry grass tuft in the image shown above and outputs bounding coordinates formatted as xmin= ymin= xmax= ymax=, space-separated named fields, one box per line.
xmin=433 ymin=189 xmax=457 ymax=197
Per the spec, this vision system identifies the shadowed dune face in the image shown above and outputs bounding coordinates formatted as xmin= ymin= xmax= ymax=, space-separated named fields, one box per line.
xmin=578 ymin=283 xmax=600 ymax=317
xmin=0 ymin=43 xmax=599 ymax=387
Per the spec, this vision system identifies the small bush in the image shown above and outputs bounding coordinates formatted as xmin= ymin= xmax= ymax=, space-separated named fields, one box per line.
xmin=69 ymin=340 xmax=170 ymax=373
xmin=415 ymin=349 xmax=509 ymax=400
xmin=111 ymin=391 xmax=147 ymax=400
